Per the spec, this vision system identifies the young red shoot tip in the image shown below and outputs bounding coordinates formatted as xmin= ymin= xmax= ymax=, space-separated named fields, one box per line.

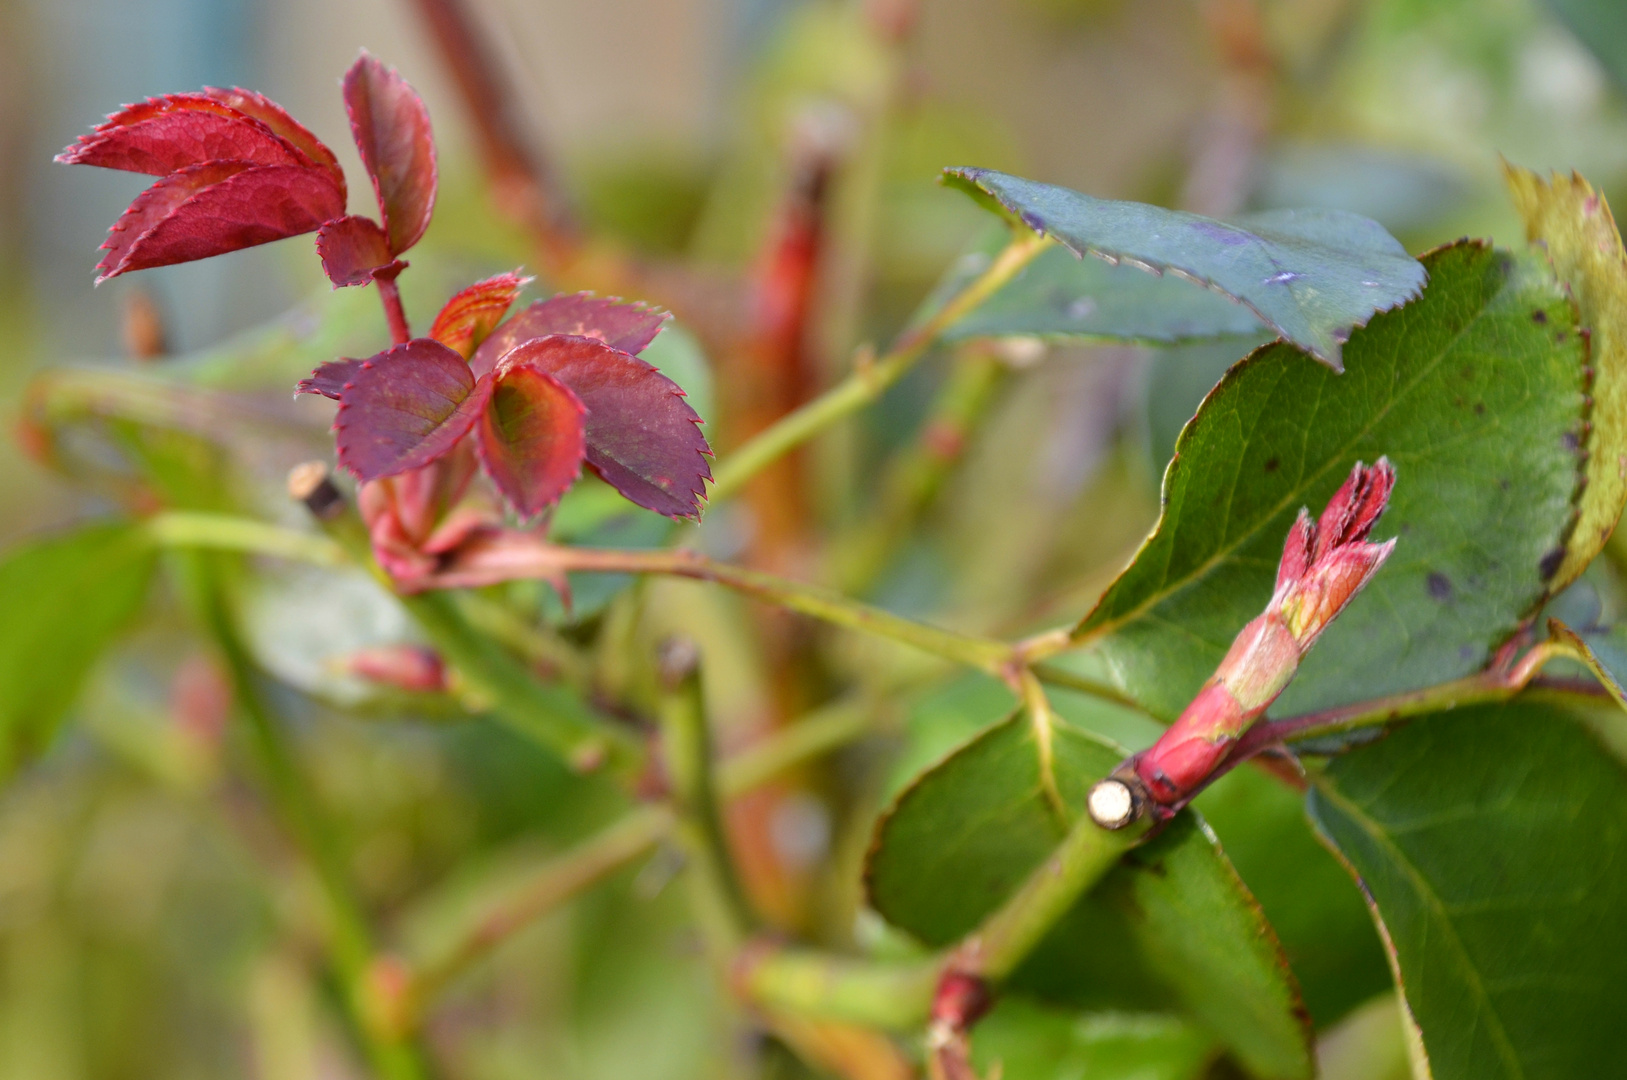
xmin=1090 ymin=458 xmax=1398 ymax=828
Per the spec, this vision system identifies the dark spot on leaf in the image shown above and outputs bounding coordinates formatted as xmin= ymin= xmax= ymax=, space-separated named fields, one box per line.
xmin=1500 ymin=478 xmax=1512 ymax=491
xmin=1533 ymin=309 xmax=1548 ymax=324
xmin=1557 ymin=331 xmax=1568 ymax=343
xmin=1539 ymin=546 xmax=1565 ymax=579
xmin=1019 ymin=211 xmax=1046 ymax=233
xmin=1563 ymin=431 xmax=1581 ymax=451
xmin=1474 ymin=402 xmax=1485 ymax=415
xmin=1264 ymin=457 xmax=1279 ymax=472
xmin=1427 ymin=572 xmax=1452 ymax=601
xmin=1459 ymin=644 xmax=1478 ymax=661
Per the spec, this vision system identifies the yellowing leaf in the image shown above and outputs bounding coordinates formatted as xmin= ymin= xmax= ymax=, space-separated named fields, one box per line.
xmin=1504 ymin=165 xmax=1627 ymax=591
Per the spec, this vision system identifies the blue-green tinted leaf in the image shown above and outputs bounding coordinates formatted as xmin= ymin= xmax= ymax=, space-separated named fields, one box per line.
xmin=1308 ymin=703 xmax=1627 ymax=1080
xmin=945 ymin=168 xmax=1426 ymax=369
xmin=930 ymin=228 xmax=1268 ymax=345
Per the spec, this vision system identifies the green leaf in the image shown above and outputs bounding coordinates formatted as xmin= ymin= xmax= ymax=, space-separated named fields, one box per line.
xmin=1194 ymin=766 xmax=1391 ymax=1027
xmin=944 ymin=167 xmax=1426 ymax=368
xmin=1505 ymin=166 xmax=1627 ymax=591
xmin=1307 ymin=703 xmax=1627 ymax=1080
xmin=0 ymin=522 xmax=157 ymax=771
xmin=1142 ymin=337 xmax=1274 ymax=478
xmin=928 ymin=227 xmax=1269 ymax=345
xmin=970 ymin=999 xmax=1215 ymax=1080
xmin=866 ymin=712 xmax=1312 ymax=1079
xmin=1075 ymin=241 xmax=1587 ymax=722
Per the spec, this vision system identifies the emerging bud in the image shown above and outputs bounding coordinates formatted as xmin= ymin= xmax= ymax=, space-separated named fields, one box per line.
xmin=1092 ymin=459 xmax=1397 ymax=825
xmin=343 ymin=644 xmax=449 ymax=694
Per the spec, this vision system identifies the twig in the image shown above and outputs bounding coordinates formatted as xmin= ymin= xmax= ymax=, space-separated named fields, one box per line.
xmin=403 ymin=0 xmax=581 ymax=266
xmin=181 ymin=551 xmax=429 ymax=1079
xmin=707 ymin=230 xmax=1052 ymax=503
xmin=287 ymin=466 xmax=641 ymax=773
xmin=145 ymin=511 xmax=346 ymax=566
xmin=427 ymin=540 xmax=1019 ymax=677
xmin=831 ymin=346 xmax=1009 ymax=593
xmin=397 ymin=694 xmax=888 ymax=1017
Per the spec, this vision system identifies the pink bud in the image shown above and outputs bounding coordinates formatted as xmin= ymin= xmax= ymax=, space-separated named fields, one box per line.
xmin=1105 ymin=458 xmax=1397 ymax=823
xmin=344 ymin=644 xmax=448 ymax=694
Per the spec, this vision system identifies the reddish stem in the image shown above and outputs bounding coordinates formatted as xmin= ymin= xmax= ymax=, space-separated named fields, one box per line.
xmin=377 ymin=277 xmax=412 ymax=344
xmin=403 ymin=0 xmax=579 ymax=266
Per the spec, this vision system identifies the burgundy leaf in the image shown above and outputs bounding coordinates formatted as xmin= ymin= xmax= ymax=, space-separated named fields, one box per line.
xmin=56 ymin=94 xmax=308 ymax=175
xmin=316 ymin=215 xmax=404 ymax=287
xmin=334 ymin=339 xmax=492 ymax=481
xmin=430 ymin=271 xmax=533 ymax=358
xmin=343 ymin=52 xmax=436 ymax=256
xmin=469 ymin=293 xmax=670 ymax=379
xmin=200 ymin=87 xmax=346 ymax=194
xmin=295 ymin=357 xmax=365 ymax=400
xmin=96 ymin=161 xmax=345 ymax=282
xmin=496 ymin=334 xmax=710 ymax=519
xmin=476 ymin=344 xmax=588 ymax=519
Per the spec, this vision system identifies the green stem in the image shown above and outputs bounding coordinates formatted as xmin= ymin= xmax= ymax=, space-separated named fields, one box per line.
xmin=406 ymin=588 xmax=639 ymax=772
xmin=1028 ymin=660 xmax=1151 ymax=714
xmin=399 ymin=695 xmax=887 ymax=1014
xmin=467 ymin=544 xmax=1019 ymax=677
xmin=737 ymin=949 xmax=941 ymax=1031
xmin=831 ymin=346 xmax=1009 ymax=593
xmin=406 ymin=805 xmax=674 ymax=1008
xmin=707 ymin=230 xmax=1051 ymax=503
xmin=146 ymin=511 xmax=346 ymax=566
xmin=1241 ymin=639 xmax=1587 ymax=752
xmin=451 ymin=591 xmax=595 ymax=695
xmin=292 ymin=475 xmax=641 ymax=774
xmin=953 ymin=813 xmax=1149 ymax=981
xmin=657 ymin=640 xmax=755 ymax=955
xmin=717 ymin=696 xmax=882 ymax=793
xmin=182 ymin=553 xmax=426 ymax=1080
xmin=742 ymin=805 xmax=1150 ymax=1029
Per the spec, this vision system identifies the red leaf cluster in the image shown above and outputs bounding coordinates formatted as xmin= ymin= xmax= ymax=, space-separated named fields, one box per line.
xmin=301 ymin=289 xmax=711 ymax=528
xmin=58 ymin=52 xmax=436 ymax=288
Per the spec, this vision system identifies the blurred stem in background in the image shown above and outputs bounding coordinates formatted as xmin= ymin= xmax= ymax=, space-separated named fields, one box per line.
xmin=178 ymin=551 xmax=431 ymax=1080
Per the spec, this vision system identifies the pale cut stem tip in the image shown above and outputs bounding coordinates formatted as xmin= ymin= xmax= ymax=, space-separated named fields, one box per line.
xmin=288 ymin=461 xmax=344 ymax=520
xmin=1087 ymin=778 xmax=1139 ymax=830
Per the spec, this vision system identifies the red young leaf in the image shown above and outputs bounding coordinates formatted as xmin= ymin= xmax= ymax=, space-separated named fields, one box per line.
xmin=296 ymin=357 xmax=366 ymax=400
xmin=430 ymin=271 xmax=533 ymax=358
xmin=96 ymin=161 xmax=345 ymax=282
xmin=334 ymin=339 xmax=492 ymax=481
xmin=56 ymin=94 xmax=309 ymax=175
xmin=316 ymin=215 xmax=404 ymax=287
xmin=469 ymin=293 xmax=670 ymax=379
xmin=476 ymin=343 xmax=588 ymax=519
xmin=496 ymin=334 xmax=710 ymax=519
xmin=343 ymin=52 xmax=437 ymax=256
xmin=199 ymin=87 xmax=346 ymax=193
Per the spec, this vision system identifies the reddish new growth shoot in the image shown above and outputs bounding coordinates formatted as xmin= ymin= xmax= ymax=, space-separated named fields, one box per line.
xmin=1090 ymin=458 xmax=1397 ymax=829
xmin=59 ymin=55 xmax=713 ymax=593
